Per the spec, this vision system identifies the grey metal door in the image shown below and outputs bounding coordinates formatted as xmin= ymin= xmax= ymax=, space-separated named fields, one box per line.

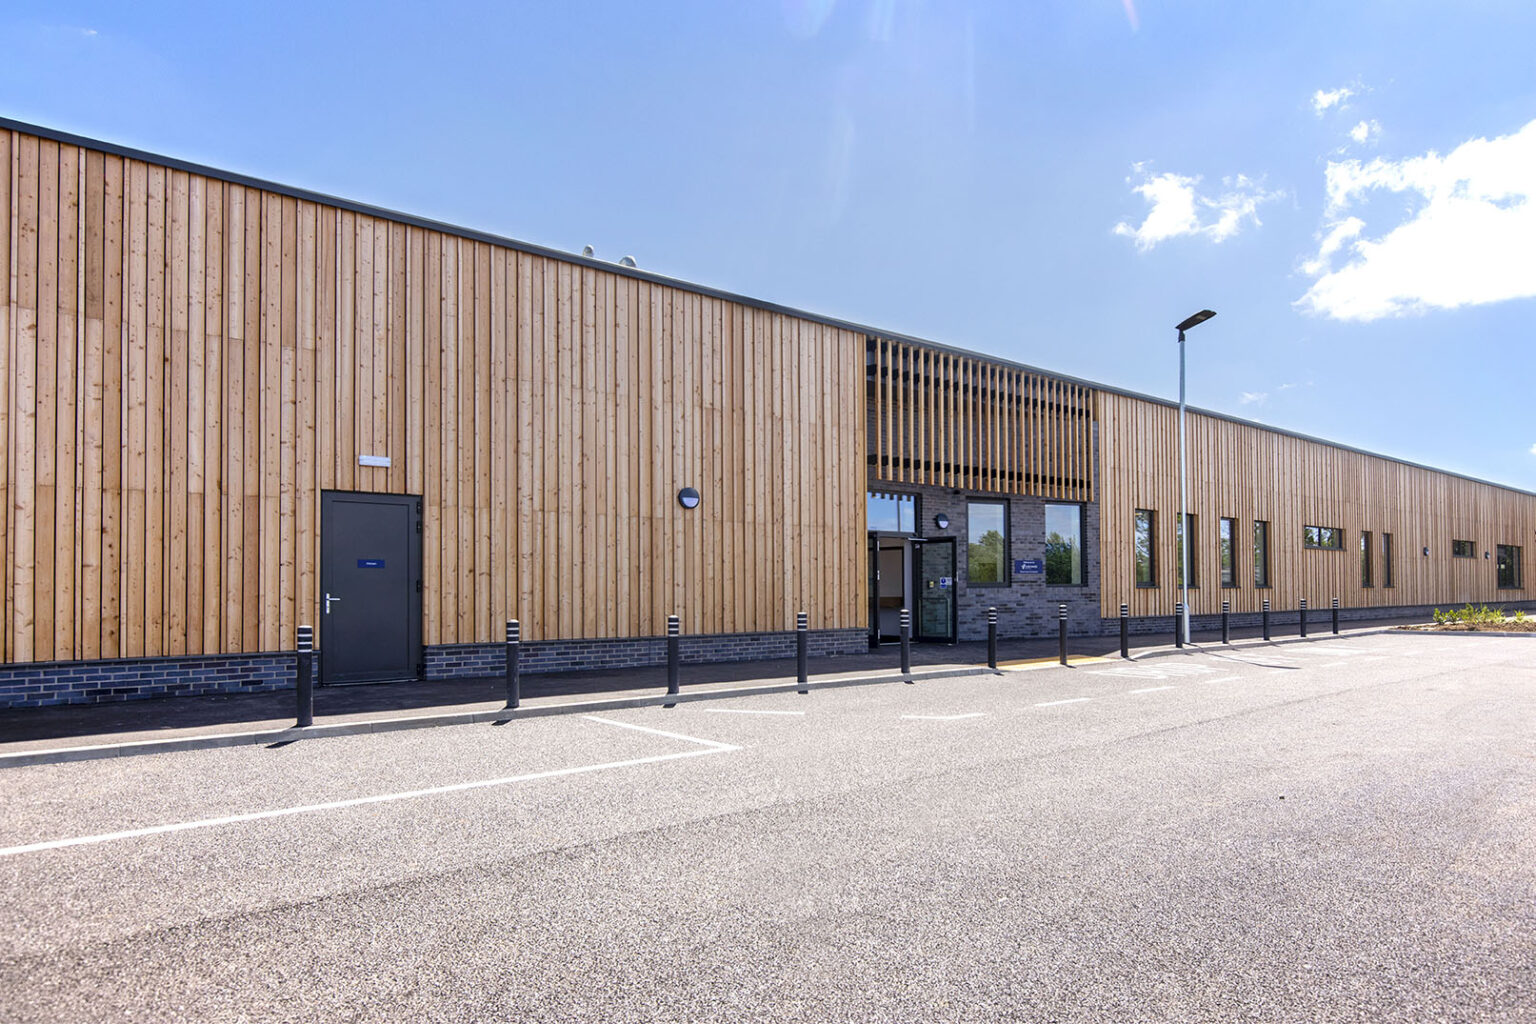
xmin=320 ymin=491 xmax=423 ymax=685
xmin=915 ymin=538 xmax=956 ymax=643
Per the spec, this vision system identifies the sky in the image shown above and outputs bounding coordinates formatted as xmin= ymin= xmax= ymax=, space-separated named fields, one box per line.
xmin=3 ymin=0 xmax=1534 ymax=489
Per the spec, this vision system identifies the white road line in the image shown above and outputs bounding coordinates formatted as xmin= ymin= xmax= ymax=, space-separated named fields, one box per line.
xmin=582 ymin=715 xmax=742 ymax=752
xmin=1035 ymin=698 xmax=1091 ymax=707
xmin=0 ymin=748 xmax=733 ymax=859
xmin=1127 ymin=686 xmax=1175 ymax=694
xmin=1 ymin=717 xmax=741 ymax=859
xmin=1196 ymin=675 xmax=1241 ymax=684
xmin=693 ymin=708 xmax=806 ymax=717
xmin=900 ymin=713 xmax=987 ymax=721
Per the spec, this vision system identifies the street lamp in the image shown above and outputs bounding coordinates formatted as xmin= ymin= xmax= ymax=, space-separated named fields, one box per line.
xmin=1175 ymin=309 xmax=1216 ymax=645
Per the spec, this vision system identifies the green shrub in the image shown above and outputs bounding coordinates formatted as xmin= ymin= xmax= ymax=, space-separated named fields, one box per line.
xmin=1433 ymin=604 xmax=1508 ymax=625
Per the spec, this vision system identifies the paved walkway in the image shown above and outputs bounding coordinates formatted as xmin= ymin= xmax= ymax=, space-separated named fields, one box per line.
xmin=0 ymin=615 xmax=1431 ymax=762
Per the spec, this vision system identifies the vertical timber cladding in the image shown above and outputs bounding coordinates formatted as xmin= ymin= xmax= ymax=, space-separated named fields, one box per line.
xmin=1096 ymin=390 xmax=1536 ymax=618
xmin=0 ymin=125 xmax=869 ymax=665
xmin=869 ymin=336 xmax=1095 ymax=498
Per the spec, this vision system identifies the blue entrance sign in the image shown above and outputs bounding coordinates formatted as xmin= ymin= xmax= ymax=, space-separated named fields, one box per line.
xmin=1014 ymin=558 xmax=1044 ymax=576
xmin=357 ymin=559 xmax=386 ymax=569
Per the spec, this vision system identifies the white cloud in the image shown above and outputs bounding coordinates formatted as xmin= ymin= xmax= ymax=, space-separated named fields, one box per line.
xmin=1239 ymin=391 xmax=1267 ymax=406
xmin=1530 ymin=442 xmax=1536 ymax=456
xmin=1349 ymin=119 xmax=1381 ymax=144
xmin=1114 ymin=166 xmax=1284 ymax=251
xmin=1298 ymin=117 xmax=1536 ymax=321
xmin=1312 ymin=87 xmax=1354 ymax=116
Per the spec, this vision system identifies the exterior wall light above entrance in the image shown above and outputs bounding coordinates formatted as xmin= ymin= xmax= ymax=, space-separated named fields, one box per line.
xmin=934 ymin=514 xmax=950 ymax=530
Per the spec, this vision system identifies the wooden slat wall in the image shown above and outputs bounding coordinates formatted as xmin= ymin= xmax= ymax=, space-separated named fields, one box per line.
xmin=870 ymin=337 xmax=1095 ymax=499
xmin=1098 ymin=391 xmax=1536 ymax=617
xmin=0 ymin=128 xmax=868 ymax=663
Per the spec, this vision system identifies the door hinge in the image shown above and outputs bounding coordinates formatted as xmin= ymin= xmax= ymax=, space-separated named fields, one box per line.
xmin=416 ymin=500 xmax=423 ymax=514
xmin=416 ymin=520 xmax=423 ymax=534
xmin=415 ymin=579 xmax=423 ymax=593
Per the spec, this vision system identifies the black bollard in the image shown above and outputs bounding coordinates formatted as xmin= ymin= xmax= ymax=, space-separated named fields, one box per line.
xmin=666 ymin=614 xmax=681 ymax=696
xmin=1300 ymin=598 xmax=1308 ymax=638
xmin=1119 ymin=603 xmax=1130 ymax=659
xmin=1331 ymin=597 xmax=1339 ymax=635
xmin=1222 ymin=599 xmax=1230 ymax=645
xmin=796 ymin=611 xmax=809 ymax=694
xmin=1174 ymin=602 xmax=1184 ymax=649
xmin=504 ymin=619 xmax=521 ymax=710
xmin=1058 ymin=604 xmax=1068 ymax=666
xmin=295 ymin=625 xmax=314 ymax=728
xmin=899 ymin=608 xmax=913 ymax=683
xmin=987 ymin=606 xmax=998 ymax=671
xmin=1262 ymin=598 xmax=1271 ymax=641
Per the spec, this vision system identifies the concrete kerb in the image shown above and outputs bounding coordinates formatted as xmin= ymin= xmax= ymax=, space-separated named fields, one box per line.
xmin=0 ymin=665 xmax=996 ymax=769
xmin=1120 ymin=624 xmax=1535 ymax=661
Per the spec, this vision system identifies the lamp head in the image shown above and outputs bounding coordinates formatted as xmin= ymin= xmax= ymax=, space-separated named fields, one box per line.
xmin=1175 ymin=309 xmax=1217 ymax=333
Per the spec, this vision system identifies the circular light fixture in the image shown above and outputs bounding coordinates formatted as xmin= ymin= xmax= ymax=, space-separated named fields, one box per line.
xmin=934 ymin=513 xmax=950 ymax=530
xmin=677 ymin=487 xmax=701 ymax=510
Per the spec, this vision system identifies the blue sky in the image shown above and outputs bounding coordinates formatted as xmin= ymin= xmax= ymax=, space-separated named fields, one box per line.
xmin=5 ymin=1 xmax=1535 ymax=487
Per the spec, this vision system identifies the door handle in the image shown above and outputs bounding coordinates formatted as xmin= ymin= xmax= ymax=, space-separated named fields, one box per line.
xmin=325 ymin=593 xmax=342 ymax=615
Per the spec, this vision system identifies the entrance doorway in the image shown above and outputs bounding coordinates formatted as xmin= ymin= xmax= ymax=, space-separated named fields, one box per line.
xmin=867 ymin=534 xmax=956 ymax=645
xmin=320 ymin=491 xmax=424 ymax=685
xmin=914 ymin=538 xmax=957 ymax=643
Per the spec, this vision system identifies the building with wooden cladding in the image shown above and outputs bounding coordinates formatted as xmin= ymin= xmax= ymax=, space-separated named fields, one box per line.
xmin=1 ymin=116 xmax=1532 ymax=706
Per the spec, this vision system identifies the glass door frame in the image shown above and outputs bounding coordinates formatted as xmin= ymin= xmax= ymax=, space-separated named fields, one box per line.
xmin=912 ymin=536 xmax=958 ymax=644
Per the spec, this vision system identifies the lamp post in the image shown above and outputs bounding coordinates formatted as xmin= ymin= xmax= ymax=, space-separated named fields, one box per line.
xmin=1175 ymin=309 xmax=1216 ymax=645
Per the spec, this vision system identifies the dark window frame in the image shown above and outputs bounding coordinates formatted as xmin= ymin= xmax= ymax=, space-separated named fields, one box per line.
xmin=866 ymin=490 xmax=920 ymax=534
xmin=1176 ymin=512 xmax=1200 ymax=589
xmin=1303 ymin=525 xmax=1344 ymax=550
xmin=1382 ymin=532 xmax=1394 ymax=588
xmin=1451 ymin=539 xmax=1476 ymax=559
xmin=1253 ymin=520 xmax=1271 ymax=588
xmin=1360 ymin=530 xmax=1373 ymax=588
xmin=1496 ymin=544 xmax=1523 ymax=589
xmin=1135 ymin=509 xmax=1157 ymax=588
xmin=966 ymin=499 xmax=1010 ymax=588
xmin=1043 ymin=502 xmax=1086 ymax=587
xmin=1219 ymin=516 xmax=1238 ymax=588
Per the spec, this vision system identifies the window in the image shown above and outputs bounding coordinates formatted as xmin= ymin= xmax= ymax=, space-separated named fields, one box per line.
xmin=1219 ymin=517 xmax=1237 ymax=587
xmin=1176 ymin=513 xmax=1198 ymax=588
xmin=1497 ymin=545 xmax=1523 ymax=589
xmin=1253 ymin=520 xmax=1270 ymax=588
xmin=1382 ymin=533 xmax=1393 ymax=588
xmin=1452 ymin=539 xmax=1476 ymax=558
xmin=967 ymin=500 xmax=1008 ymax=585
xmin=1135 ymin=509 xmax=1156 ymax=587
xmin=866 ymin=492 xmax=916 ymax=533
xmin=1303 ymin=525 xmax=1343 ymax=550
xmin=1360 ymin=531 xmax=1373 ymax=588
xmin=1044 ymin=503 xmax=1084 ymax=586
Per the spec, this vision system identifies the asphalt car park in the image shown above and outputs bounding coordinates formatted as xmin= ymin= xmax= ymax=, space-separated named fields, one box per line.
xmin=2 ymin=632 xmax=1533 ymax=1022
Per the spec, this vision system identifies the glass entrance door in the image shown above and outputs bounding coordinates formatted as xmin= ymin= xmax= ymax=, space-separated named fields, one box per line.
xmin=870 ymin=535 xmax=911 ymax=644
xmin=915 ymin=538 xmax=956 ymax=643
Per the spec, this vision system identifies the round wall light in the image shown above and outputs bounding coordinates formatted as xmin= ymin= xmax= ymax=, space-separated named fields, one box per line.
xmin=677 ymin=487 xmax=701 ymax=510
xmin=934 ymin=513 xmax=950 ymax=530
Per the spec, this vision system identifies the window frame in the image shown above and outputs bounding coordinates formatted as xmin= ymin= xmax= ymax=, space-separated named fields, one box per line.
xmin=1253 ymin=520 xmax=1271 ymax=589
xmin=965 ymin=499 xmax=1010 ymax=588
xmin=1382 ymin=532 xmax=1394 ymax=588
xmin=1360 ymin=530 xmax=1373 ymax=588
xmin=1496 ymin=544 xmax=1523 ymax=589
xmin=1043 ymin=502 xmax=1086 ymax=587
xmin=1176 ymin=512 xmax=1199 ymax=588
xmin=1303 ymin=525 xmax=1344 ymax=550
xmin=1134 ymin=509 xmax=1157 ymax=588
xmin=1451 ymin=539 xmax=1476 ymax=559
xmin=866 ymin=490 xmax=919 ymax=534
xmin=1219 ymin=516 xmax=1238 ymax=588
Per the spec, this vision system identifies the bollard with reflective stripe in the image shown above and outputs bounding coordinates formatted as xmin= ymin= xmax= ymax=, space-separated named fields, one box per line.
xmin=1262 ymin=598 xmax=1271 ymax=641
xmin=1221 ymin=600 xmax=1230 ymax=645
xmin=295 ymin=625 xmax=314 ymax=729
xmin=987 ymin=607 xmax=998 ymax=671
xmin=796 ymin=611 xmax=809 ymax=694
xmin=1300 ymin=598 xmax=1308 ymax=638
xmin=1119 ymin=603 xmax=1130 ymax=659
xmin=666 ymin=615 xmax=681 ymax=696
xmin=504 ymin=620 xmax=521 ymax=710
xmin=1331 ymin=597 xmax=1340 ymax=635
xmin=899 ymin=608 xmax=913 ymax=683
xmin=1058 ymin=604 xmax=1069 ymax=666
xmin=1174 ymin=603 xmax=1185 ymax=649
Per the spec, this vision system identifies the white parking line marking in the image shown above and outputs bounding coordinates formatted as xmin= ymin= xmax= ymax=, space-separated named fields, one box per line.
xmin=1035 ymin=698 xmax=1092 ymax=707
xmin=1197 ymin=675 xmax=1240 ymax=684
xmin=1 ymin=719 xmax=739 ymax=859
xmin=900 ymin=713 xmax=986 ymax=721
xmin=694 ymin=708 xmax=806 ymax=717
xmin=1127 ymin=686 xmax=1175 ymax=694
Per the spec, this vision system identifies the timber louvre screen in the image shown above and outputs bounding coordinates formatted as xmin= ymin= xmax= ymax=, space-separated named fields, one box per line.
xmin=869 ymin=337 xmax=1095 ymax=499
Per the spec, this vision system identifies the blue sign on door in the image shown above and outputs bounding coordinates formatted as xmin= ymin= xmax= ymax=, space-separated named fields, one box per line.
xmin=357 ymin=559 xmax=386 ymax=569
xmin=1014 ymin=558 xmax=1044 ymax=576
